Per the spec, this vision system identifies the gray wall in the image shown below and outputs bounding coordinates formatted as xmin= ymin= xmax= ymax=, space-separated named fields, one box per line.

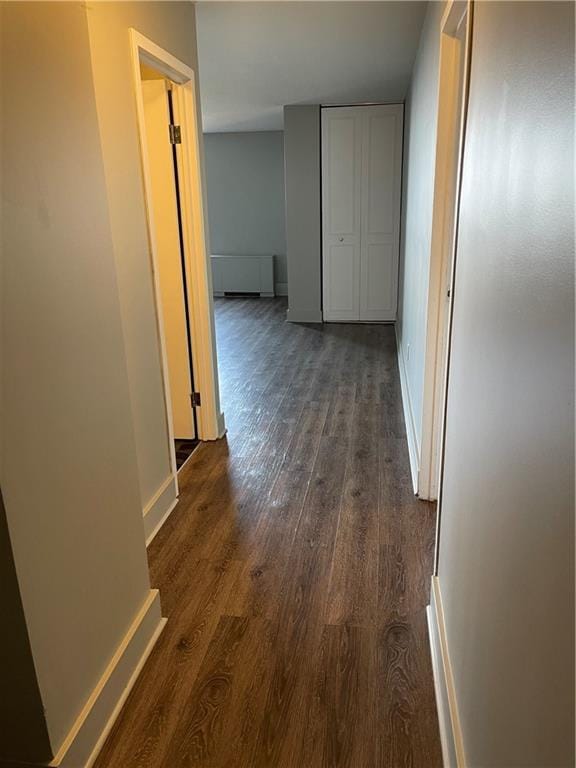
xmin=396 ymin=1 xmax=443 ymax=464
xmin=284 ymin=105 xmax=322 ymax=322
xmin=1 ymin=2 xmax=153 ymax=756
xmin=437 ymin=2 xmax=574 ymax=765
xmin=204 ymin=131 xmax=287 ymax=291
xmin=1 ymin=2 xmax=207 ymax=760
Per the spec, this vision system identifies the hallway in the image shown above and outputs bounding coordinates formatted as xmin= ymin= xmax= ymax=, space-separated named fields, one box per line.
xmin=95 ymin=298 xmax=442 ymax=767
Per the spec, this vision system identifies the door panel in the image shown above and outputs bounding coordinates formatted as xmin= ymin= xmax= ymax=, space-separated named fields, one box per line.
xmin=326 ymin=244 xmax=357 ymax=314
xmin=142 ymin=79 xmax=195 ymax=439
xmin=366 ymin=114 xmax=396 ymax=236
xmin=322 ymin=109 xmax=362 ymax=321
xmin=327 ymin=117 xmax=358 ymax=234
xmin=360 ymin=105 xmax=403 ymax=322
xmin=362 ymin=243 xmax=396 ymax=317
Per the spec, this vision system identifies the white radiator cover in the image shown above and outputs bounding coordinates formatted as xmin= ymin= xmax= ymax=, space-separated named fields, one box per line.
xmin=210 ymin=254 xmax=274 ymax=297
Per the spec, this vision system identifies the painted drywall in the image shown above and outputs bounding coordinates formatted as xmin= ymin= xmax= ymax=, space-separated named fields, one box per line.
xmin=203 ymin=132 xmax=287 ymax=292
xmin=284 ymin=105 xmax=322 ymax=323
xmin=437 ymin=3 xmax=575 ymax=765
xmin=86 ymin=2 xmax=222 ymax=512
xmin=196 ymin=2 xmax=427 ymax=131
xmin=396 ymin=1 xmax=444 ymax=475
xmin=1 ymin=2 xmax=152 ymax=757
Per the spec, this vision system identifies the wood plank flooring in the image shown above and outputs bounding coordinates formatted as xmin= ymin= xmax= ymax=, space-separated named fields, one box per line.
xmin=95 ymin=297 xmax=442 ymax=768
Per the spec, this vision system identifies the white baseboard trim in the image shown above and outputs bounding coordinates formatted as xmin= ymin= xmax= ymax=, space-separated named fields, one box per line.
xmin=286 ymin=307 xmax=323 ymax=323
xmin=145 ymin=498 xmax=178 ymax=547
xmin=217 ymin=411 xmax=226 ymax=438
xmin=47 ymin=590 xmax=166 ymax=768
xmin=143 ymin=474 xmax=178 ymax=545
xmin=427 ymin=577 xmax=466 ymax=768
xmin=395 ymin=327 xmax=420 ymax=495
xmin=274 ymin=282 xmax=288 ymax=296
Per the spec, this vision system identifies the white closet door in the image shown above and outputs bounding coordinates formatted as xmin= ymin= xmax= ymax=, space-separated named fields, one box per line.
xmin=321 ymin=108 xmax=363 ymax=322
xmin=321 ymin=104 xmax=403 ymax=323
xmin=360 ymin=105 xmax=403 ymax=321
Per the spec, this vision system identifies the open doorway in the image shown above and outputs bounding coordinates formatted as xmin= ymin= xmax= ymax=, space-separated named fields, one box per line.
xmin=419 ymin=0 xmax=472 ymax=505
xmin=131 ymin=29 xmax=223 ymax=500
xmin=140 ymin=66 xmax=199 ymax=470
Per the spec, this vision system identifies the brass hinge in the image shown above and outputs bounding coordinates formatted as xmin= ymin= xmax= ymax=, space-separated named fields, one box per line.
xmin=190 ymin=392 xmax=201 ymax=407
xmin=169 ymin=124 xmax=182 ymax=145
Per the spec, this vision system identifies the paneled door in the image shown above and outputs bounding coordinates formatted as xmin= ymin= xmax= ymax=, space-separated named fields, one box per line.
xmin=322 ymin=105 xmax=403 ymax=322
xmin=321 ymin=108 xmax=363 ymax=322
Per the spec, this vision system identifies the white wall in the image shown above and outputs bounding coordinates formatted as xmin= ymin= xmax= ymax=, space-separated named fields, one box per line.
xmin=204 ymin=131 xmax=287 ymax=293
xmin=437 ymin=2 xmax=574 ymax=765
xmin=196 ymin=1 xmax=427 ymax=132
xmin=1 ymin=3 xmax=153 ymax=757
xmin=396 ymin=1 xmax=443 ymax=476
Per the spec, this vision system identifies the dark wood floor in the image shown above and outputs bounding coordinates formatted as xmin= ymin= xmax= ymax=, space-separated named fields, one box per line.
xmin=95 ymin=297 xmax=442 ymax=768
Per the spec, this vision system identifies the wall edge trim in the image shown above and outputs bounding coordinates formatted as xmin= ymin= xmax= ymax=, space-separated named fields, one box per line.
xmin=47 ymin=590 xmax=165 ymax=768
xmin=145 ymin=498 xmax=178 ymax=548
xmin=275 ymin=282 xmax=288 ymax=296
xmin=395 ymin=326 xmax=420 ymax=494
xmin=286 ymin=308 xmax=323 ymax=323
xmin=427 ymin=576 xmax=467 ymax=768
xmin=143 ymin=474 xmax=178 ymax=544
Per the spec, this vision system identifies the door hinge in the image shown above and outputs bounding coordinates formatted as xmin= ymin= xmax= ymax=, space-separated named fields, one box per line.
xmin=190 ymin=392 xmax=201 ymax=407
xmin=169 ymin=124 xmax=182 ymax=145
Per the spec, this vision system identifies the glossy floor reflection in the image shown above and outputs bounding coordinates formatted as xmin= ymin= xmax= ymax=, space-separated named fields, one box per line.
xmin=95 ymin=297 xmax=442 ymax=768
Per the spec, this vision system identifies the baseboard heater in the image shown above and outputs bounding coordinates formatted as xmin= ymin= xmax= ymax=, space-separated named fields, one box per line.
xmin=210 ymin=254 xmax=274 ymax=297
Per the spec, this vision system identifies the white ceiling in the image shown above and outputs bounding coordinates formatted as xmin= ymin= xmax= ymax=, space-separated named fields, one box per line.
xmin=195 ymin=2 xmax=427 ymax=132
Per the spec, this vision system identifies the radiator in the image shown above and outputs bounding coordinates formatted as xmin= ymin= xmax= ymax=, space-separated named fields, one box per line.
xmin=210 ymin=254 xmax=274 ymax=297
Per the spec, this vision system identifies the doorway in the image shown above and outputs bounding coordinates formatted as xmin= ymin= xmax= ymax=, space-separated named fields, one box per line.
xmin=131 ymin=30 xmax=223 ymax=504
xmin=140 ymin=67 xmax=199 ymax=469
xmin=419 ymin=0 xmax=471 ymax=507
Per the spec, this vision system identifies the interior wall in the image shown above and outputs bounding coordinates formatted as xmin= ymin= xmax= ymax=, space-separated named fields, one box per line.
xmin=1 ymin=2 xmax=152 ymax=756
xmin=396 ymin=1 xmax=443 ymax=471
xmin=437 ymin=2 xmax=575 ymax=765
xmin=196 ymin=1 xmax=427 ymax=133
xmin=86 ymin=2 xmax=221 ymax=511
xmin=203 ymin=131 xmax=287 ymax=293
xmin=284 ymin=104 xmax=322 ymax=323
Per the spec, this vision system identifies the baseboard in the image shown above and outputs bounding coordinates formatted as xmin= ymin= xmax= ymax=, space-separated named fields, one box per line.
xmin=217 ymin=411 xmax=226 ymax=438
xmin=274 ymin=282 xmax=288 ymax=296
xmin=286 ymin=307 xmax=323 ymax=323
xmin=427 ymin=577 xmax=466 ymax=768
xmin=47 ymin=590 xmax=166 ymax=768
xmin=143 ymin=474 xmax=178 ymax=545
xmin=395 ymin=327 xmax=420 ymax=495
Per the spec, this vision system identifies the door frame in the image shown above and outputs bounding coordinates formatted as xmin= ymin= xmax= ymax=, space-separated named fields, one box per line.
xmin=129 ymin=30 xmax=222 ymax=483
xmin=418 ymin=0 xmax=472 ymax=503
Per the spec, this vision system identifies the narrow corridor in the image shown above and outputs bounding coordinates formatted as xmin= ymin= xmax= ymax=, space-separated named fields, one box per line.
xmin=95 ymin=297 xmax=442 ymax=767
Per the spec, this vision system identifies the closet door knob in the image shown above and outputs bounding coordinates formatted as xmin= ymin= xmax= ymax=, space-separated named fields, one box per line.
xmin=339 ymin=237 xmax=344 ymax=242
